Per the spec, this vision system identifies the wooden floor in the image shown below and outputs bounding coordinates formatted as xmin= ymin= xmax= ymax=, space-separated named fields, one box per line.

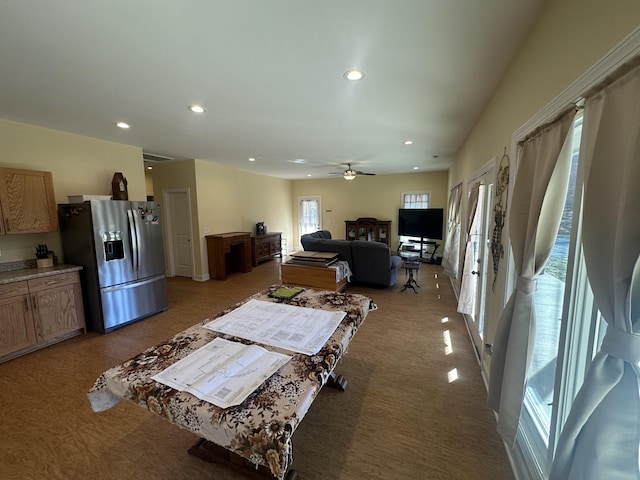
xmin=0 ymin=259 xmax=514 ymax=480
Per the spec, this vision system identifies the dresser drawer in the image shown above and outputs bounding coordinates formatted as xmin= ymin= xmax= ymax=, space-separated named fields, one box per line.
xmin=0 ymin=281 xmax=29 ymax=300
xmin=27 ymin=272 xmax=79 ymax=293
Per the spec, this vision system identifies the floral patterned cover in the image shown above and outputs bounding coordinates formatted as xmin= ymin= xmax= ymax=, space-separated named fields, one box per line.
xmin=88 ymin=285 xmax=374 ymax=479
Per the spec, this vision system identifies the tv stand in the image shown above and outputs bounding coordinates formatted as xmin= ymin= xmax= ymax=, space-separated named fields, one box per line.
xmin=408 ymin=237 xmax=440 ymax=264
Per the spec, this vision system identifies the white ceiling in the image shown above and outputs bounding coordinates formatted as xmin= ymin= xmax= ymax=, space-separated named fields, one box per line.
xmin=0 ymin=1 xmax=546 ymax=180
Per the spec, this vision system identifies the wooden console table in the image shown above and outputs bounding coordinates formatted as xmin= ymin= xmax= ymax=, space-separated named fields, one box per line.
xmin=206 ymin=232 xmax=252 ymax=280
xmin=251 ymin=232 xmax=282 ymax=266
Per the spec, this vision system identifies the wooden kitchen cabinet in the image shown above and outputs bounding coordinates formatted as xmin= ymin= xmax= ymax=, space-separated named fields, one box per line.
xmin=28 ymin=272 xmax=85 ymax=343
xmin=0 ymin=281 xmax=37 ymax=358
xmin=0 ymin=270 xmax=85 ymax=363
xmin=0 ymin=167 xmax=58 ymax=234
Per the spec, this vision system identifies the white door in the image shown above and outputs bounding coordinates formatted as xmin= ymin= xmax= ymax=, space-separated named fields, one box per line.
xmin=164 ymin=189 xmax=193 ymax=278
xmin=458 ymin=167 xmax=494 ymax=358
xmin=298 ymin=196 xmax=322 ymax=237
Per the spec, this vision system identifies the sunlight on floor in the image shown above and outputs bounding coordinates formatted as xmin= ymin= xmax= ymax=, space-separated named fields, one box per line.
xmin=441 ymin=316 xmax=449 ymax=323
xmin=443 ymin=330 xmax=453 ymax=355
xmin=448 ymin=368 xmax=459 ymax=383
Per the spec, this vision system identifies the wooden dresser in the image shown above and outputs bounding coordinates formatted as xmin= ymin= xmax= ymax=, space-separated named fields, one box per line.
xmin=251 ymin=232 xmax=282 ymax=266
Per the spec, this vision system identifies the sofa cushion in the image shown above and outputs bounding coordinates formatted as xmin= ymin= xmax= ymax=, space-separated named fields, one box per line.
xmin=301 ymin=230 xmax=332 ymax=241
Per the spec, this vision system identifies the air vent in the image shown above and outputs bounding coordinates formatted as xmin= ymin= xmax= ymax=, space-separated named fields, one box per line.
xmin=142 ymin=152 xmax=176 ymax=162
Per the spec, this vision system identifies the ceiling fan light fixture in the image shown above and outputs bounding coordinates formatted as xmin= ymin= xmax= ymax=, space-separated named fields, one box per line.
xmin=343 ymin=170 xmax=357 ymax=180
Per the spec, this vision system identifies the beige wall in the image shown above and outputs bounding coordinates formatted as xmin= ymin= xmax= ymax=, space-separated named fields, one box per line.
xmin=450 ymin=0 xmax=640 ymax=374
xmin=290 ymin=171 xmax=448 ymax=251
xmin=194 ymin=160 xmax=293 ymax=278
xmin=147 ymin=159 xmax=201 ymax=275
xmin=144 ymin=168 xmax=154 ymax=198
xmin=0 ymin=119 xmax=145 ymax=263
xmin=150 ymin=159 xmax=293 ymax=280
xmin=451 ymin=1 xmax=640 ymax=188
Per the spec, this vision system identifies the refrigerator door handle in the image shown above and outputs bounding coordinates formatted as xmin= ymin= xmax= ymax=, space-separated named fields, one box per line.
xmin=127 ymin=209 xmax=139 ymax=272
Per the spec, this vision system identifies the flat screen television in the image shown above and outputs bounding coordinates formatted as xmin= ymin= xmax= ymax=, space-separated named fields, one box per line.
xmin=398 ymin=208 xmax=444 ymax=240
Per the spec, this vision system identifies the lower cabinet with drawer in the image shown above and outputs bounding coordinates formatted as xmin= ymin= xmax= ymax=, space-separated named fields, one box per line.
xmin=0 ymin=271 xmax=85 ymax=363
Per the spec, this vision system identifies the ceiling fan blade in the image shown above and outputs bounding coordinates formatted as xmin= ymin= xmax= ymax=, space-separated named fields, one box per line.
xmin=355 ymin=171 xmax=376 ymax=176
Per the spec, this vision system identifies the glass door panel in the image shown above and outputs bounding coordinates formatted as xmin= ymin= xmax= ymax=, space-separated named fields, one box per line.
xmin=298 ymin=196 xmax=321 ymax=236
xmin=459 ymin=167 xmax=494 ymax=358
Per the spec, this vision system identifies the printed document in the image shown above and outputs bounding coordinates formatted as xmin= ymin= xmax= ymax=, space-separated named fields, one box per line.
xmin=152 ymin=337 xmax=291 ymax=409
xmin=204 ymin=299 xmax=346 ymax=355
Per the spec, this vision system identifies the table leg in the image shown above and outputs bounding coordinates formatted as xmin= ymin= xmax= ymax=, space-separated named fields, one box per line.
xmin=326 ymin=371 xmax=348 ymax=391
xmin=401 ymin=268 xmax=419 ymax=293
xmin=188 ymin=438 xmax=300 ymax=479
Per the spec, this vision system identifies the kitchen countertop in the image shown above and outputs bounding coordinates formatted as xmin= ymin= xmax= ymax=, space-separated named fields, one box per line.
xmin=0 ymin=264 xmax=83 ymax=285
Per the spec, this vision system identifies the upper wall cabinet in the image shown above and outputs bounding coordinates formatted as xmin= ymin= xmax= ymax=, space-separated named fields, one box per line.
xmin=0 ymin=167 xmax=58 ymax=234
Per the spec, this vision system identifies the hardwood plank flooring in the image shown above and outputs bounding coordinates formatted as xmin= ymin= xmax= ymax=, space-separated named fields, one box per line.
xmin=0 ymin=259 xmax=513 ymax=479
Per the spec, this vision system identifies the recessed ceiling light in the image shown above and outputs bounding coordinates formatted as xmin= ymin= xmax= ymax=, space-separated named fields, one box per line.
xmin=147 ymin=166 xmax=153 ymax=170
xmin=343 ymin=69 xmax=365 ymax=81
xmin=248 ymin=157 xmax=256 ymax=162
xmin=413 ymin=167 xmax=419 ymax=170
xmin=307 ymin=174 xmax=312 ymax=177
xmin=187 ymin=105 xmax=206 ymax=113
xmin=403 ymin=140 xmax=413 ymax=145
xmin=115 ymin=121 xmax=130 ymax=129
xmin=288 ymin=159 xmax=307 ymax=164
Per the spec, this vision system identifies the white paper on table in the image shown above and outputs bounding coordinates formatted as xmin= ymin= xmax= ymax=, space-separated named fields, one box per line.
xmin=204 ymin=299 xmax=346 ymax=355
xmin=151 ymin=337 xmax=291 ymax=409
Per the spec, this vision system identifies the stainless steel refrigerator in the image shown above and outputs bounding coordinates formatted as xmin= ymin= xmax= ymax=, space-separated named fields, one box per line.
xmin=58 ymin=200 xmax=168 ymax=333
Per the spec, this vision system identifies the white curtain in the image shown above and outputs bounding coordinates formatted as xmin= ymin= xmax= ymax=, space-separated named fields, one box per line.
xmin=442 ymin=183 xmax=462 ymax=278
xmin=457 ymin=182 xmax=481 ymax=315
xmin=487 ymin=108 xmax=576 ymax=443
xmin=299 ymin=198 xmax=319 ymax=235
xmin=550 ymin=61 xmax=640 ymax=480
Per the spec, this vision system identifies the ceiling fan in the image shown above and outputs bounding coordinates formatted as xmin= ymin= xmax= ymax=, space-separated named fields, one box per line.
xmin=330 ymin=163 xmax=376 ymax=180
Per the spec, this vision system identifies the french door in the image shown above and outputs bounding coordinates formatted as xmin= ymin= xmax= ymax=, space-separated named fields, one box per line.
xmin=298 ymin=196 xmax=322 ymax=238
xmin=458 ymin=167 xmax=494 ymax=359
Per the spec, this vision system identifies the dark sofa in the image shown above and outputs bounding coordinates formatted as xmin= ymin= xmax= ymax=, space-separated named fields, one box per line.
xmin=300 ymin=230 xmax=402 ymax=287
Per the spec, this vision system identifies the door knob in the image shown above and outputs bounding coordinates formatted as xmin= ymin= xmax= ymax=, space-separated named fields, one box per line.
xmin=471 ymin=270 xmax=480 ymax=275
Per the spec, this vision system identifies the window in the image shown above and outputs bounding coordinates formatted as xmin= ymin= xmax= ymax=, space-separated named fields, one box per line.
xmin=516 ymin=114 xmax=608 ymax=478
xmin=402 ymin=192 xmax=429 ymax=209
xmin=399 ymin=192 xmax=430 ymax=245
xmin=525 ymin=116 xmax=583 ymax=443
